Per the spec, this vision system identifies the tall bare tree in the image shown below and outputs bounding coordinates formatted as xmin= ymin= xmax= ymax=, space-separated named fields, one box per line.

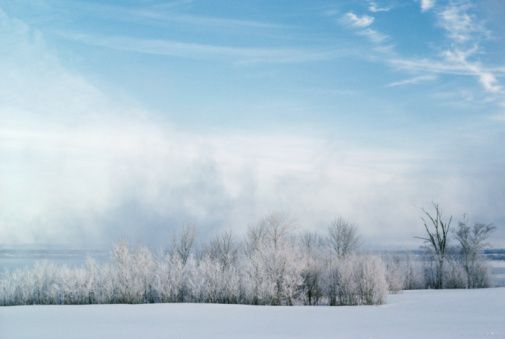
xmin=417 ymin=203 xmax=452 ymax=289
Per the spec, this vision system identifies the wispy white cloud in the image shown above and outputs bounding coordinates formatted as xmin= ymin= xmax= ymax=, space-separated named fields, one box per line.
xmin=436 ymin=1 xmax=501 ymax=94
xmin=389 ymin=57 xmax=505 ymax=76
xmin=53 ymin=31 xmax=340 ymax=64
xmin=388 ymin=2 xmax=503 ymax=97
xmin=368 ymin=1 xmax=390 ymax=13
xmin=149 ymin=12 xmax=286 ymax=29
xmin=420 ymin=0 xmax=436 ymax=12
xmin=337 ymin=0 xmax=504 ymax=118
xmin=438 ymin=1 xmax=488 ymax=42
xmin=387 ymin=74 xmax=437 ymax=87
xmin=341 ymin=11 xmax=390 ymax=47
xmin=343 ymin=12 xmax=375 ymax=28
xmin=478 ymin=72 xmax=502 ymax=93
xmin=357 ymin=28 xmax=389 ymax=44
xmin=443 ymin=49 xmax=502 ymax=93
xmin=57 ymin=0 xmax=288 ymax=31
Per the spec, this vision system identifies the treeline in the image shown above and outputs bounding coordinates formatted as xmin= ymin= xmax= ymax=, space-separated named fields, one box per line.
xmin=0 ymin=215 xmax=388 ymax=306
xmin=0 ymin=208 xmax=495 ymax=307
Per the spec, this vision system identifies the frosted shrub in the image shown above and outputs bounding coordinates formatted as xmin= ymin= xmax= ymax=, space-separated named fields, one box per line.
xmin=355 ymin=256 xmax=388 ymax=305
xmin=325 ymin=258 xmax=356 ymax=306
xmin=193 ymin=255 xmax=241 ymax=303
xmin=383 ymin=254 xmax=406 ymax=293
xmin=466 ymin=262 xmax=490 ymax=288
xmin=156 ymin=254 xmax=189 ymax=302
xmin=403 ymin=258 xmax=425 ymax=290
xmin=323 ymin=255 xmax=387 ymax=306
xmin=383 ymin=253 xmax=425 ymax=291
xmin=443 ymin=259 xmax=467 ymax=289
xmin=423 ymin=255 xmax=473 ymax=289
xmin=28 ymin=262 xmax=61 ymax=305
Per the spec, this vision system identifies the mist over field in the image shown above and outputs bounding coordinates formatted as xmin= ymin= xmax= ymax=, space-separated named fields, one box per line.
xmin=1 ymin=1 xmax=505 ymax=249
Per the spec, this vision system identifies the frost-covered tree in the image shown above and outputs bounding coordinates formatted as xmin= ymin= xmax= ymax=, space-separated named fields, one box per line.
xmin=454 ymin=220 xmax=495 ymax=288
xmin=243 ymin=214 xmax=302 ymax=305
xmin=110 ymin=243 xmax=135 ymax=303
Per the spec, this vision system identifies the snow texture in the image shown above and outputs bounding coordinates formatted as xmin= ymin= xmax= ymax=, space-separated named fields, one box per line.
xmin=1 ymin=288 xmax=503 ymax=339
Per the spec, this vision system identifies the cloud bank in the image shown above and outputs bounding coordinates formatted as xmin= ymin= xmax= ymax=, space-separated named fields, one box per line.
xmin=0 ymin=7 xmax=504 ymax=248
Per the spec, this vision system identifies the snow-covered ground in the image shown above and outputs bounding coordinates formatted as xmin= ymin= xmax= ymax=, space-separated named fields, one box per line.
xmin=1 ymin=288 xmax=503 ymax=339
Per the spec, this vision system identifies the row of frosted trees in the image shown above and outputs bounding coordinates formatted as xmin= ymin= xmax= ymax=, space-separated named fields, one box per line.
xmin=0 ymin=215 xmax=389 ymax=306
xmin=0 ymin=208 xmax=495 ymax=306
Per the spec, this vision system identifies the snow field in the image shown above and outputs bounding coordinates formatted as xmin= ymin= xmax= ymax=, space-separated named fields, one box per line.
xmin=1 ymin=288 xmax=504 ymax=339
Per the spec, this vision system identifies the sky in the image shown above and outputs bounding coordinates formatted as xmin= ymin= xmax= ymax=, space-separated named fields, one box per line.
xmin=0 ymin=0 xmax=504 ymax=248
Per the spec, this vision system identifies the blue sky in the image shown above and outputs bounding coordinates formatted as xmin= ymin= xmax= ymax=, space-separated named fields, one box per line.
xmin=0 ymin=0 xmax=504 ymax=247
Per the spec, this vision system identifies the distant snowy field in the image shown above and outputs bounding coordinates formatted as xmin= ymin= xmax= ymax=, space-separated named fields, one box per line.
xmin=1 ymin=288 xmax=504 ymax=339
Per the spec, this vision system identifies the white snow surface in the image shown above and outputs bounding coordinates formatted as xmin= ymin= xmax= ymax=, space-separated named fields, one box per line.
xmin=1 ymin=288 xmax=504 ymax=339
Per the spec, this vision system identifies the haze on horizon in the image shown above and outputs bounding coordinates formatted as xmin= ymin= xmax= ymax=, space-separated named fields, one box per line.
xmin=0 ymin=0 xmax=504 ymax=249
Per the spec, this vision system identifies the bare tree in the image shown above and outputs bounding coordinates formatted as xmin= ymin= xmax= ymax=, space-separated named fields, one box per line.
xmin=208 ymin=231 xmax=238 ymax=270
xmin=455 ymin=220 xmax=495 ymax=288
xmin=300 ymin=232 xmax=324 ymax=258
xmin=327 ymin=218 xmax=360 ymax=258
xmin=171 ymin=224 xmax=196 ymax=265
xmin=417 ymin=203 xmax=452 ymax=289
xmin=262 ymin=213 xmax=293 ymax=250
